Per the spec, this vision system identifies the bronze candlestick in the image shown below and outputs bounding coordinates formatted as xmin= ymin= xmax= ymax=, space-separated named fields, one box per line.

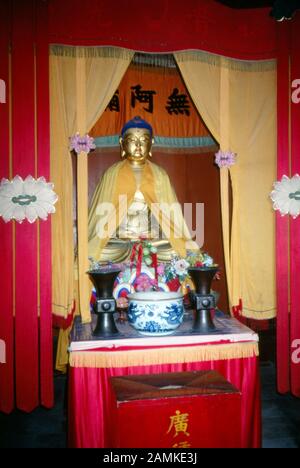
xmin=88 ymin=268 xmax=121 ymax=337
xmin=188 ymin=266 xmax=219 ymax=333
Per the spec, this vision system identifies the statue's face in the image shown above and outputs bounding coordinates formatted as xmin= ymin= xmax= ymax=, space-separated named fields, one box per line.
xmin=121 ymin=128 xmax=152 ymax=165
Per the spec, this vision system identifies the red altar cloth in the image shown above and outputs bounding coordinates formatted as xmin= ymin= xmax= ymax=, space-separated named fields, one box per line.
xmin=111 ymin=370 xmax=242 ymax=448
xmin=68 ymin=341 xmax=261 ymax=448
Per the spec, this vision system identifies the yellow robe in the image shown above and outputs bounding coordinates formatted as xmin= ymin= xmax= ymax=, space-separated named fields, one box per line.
xmin=88 ymin=160 xmax=198 ymax=260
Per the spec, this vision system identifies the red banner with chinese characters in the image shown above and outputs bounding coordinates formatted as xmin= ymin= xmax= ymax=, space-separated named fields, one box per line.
xmin=90 ymin=64 xmax=211 ymax=139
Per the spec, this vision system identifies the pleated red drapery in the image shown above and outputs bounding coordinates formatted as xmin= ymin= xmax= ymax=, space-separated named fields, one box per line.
xmin=48 ymin=0 xmax=276 ymax=60
xmin=12 ymin=0 xmax=39 ymax=413
xmin=276 ymin=22 xmax=291 ymax=395
xmin=276 ymin=19 xmax=300 ymax=398
xmin=0 ymin=0 xmax=14 ymax=414
xmin=290 ymin=20 xmax=300 ymax=397
xmin=1 ymin=0 xmax=300 ymax=413
xmin=0 ymin=0 xmax=53 ymax=413
xmin=36 ymin=0 xmax=53 ymax=409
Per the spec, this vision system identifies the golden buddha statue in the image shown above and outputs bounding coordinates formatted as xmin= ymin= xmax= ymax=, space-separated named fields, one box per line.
xmin=88 ymin=117 xmax=198 ymax=263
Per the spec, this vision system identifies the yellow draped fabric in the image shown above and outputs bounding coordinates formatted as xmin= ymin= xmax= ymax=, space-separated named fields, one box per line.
xmin=88 ymin=159 xmax=198 ymax=260
xmin=50 ymin=45 xmax=133 ymax=321
xmin=50 ymin=46 xmax=134 ymax=371
xmin=175 ymin=51 xmax=276 ymax=319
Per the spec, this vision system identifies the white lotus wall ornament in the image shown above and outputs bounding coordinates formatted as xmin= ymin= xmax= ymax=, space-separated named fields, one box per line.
xmin=0 ymin=175 xmax=58 ymax=223
xmin=270 ymin=174 xmax=300 ymax=219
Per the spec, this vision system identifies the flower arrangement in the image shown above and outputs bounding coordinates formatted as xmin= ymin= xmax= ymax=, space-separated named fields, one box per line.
xmin=134 ymin=275 xmax=158 ymax=292
xmin=155 ymin=251 xmax=219 ymax=292
xmin=159 ymin=257 xmax=189 ymax=283
xmin=185 ymin=250 xmax=217 ymax=268
xmin=154 ymin=257 xmax=188 ymax=292
xmin=129 ymin=236 xmax=158 ymax=279
xmin=89 ymin=242 xmax=219 ymax=299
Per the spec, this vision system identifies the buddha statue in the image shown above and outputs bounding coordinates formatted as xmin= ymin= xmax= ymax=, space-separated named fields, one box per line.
xmin=88 ymin=116 xmax=198 ymax=263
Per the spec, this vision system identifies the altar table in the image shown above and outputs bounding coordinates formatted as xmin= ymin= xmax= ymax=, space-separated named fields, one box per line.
xmin=68 ymin=314 xmax=261 ymax=448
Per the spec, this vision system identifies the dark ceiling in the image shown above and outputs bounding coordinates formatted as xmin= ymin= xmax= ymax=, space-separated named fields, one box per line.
xmin=215 ymin=0 xmax=300 ymax=21
xmin=215 ymin=1 xmax=273 ymax=7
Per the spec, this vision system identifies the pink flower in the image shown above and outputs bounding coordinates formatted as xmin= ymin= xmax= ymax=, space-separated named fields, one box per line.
xmin=135 ymin=275 xmax=157 ymax=292
xmin=157 ymin=263 xmax=165 ymax=276
xmin=70 ymin=133 xmax=96 ymax=154
xmin=215 ymin=150 xmax=236 ymax=169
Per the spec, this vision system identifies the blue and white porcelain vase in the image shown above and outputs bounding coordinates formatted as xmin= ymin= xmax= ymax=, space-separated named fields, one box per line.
xmin=127 ymin=291 xmax=184 ymax=336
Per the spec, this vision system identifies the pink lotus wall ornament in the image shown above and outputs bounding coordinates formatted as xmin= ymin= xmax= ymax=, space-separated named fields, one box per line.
xmin=270 ymin=174 xmax=300 ymax=219
xmin=69 ymin=133 xmax=96 ymax=154
xmin=214 ymin=149 xmax=236 ymax=169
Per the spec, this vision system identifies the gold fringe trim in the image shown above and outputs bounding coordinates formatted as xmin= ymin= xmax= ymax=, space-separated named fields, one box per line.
xmin=69 ymin=342 xmax=259 ymax=368
xmin=175 ymin=50 xmax=276 ymax=72
xmin=49 ymin=45 xmax=134 ymax=60
xmin=132 ymin=53 xmax=177 ymax=70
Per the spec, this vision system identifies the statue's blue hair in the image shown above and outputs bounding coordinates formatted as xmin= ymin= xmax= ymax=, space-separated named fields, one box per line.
xmin=121 ymin=116 xmax=153 ymax=137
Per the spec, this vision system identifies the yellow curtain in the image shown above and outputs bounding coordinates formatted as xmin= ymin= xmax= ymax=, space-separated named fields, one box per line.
xmin=175 ymin=51 xmax=276 ymax=319
xmin=50 ymin=45 xmax=133 ymax=320
xmin=50 ymin=46 xmax=133 ymax=370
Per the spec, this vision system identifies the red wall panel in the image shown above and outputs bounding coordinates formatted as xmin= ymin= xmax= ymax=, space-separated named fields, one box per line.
xmin=36 ymin=0 xmax=53 ymax=409
xmin=12 ymin=0 xmax=39 ymax=412
xmin=0 ymin=0 xmax=14 ymax=414
xmin=290 ymin=17 xmax=300 ymax=397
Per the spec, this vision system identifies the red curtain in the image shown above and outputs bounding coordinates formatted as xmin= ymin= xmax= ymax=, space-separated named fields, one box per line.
xmin=276 ymin=18 xmax=300 ymax=398
xmin=12 ymin=0 xmax=39 ymax=413
xmin=290 ymin=19 xmax=300 ymax=397
xmin=48 ymin=0 xmax=276 ymax=60
xmin=0 ymin=0 xmax=53 ymax=413
xmin=1 ymin=0 xmax=298 ymax=414
xmin=36 ymin=0 xmax=53 ymax=409
xmin=0 ymin=0 xmax=14 ymax=414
